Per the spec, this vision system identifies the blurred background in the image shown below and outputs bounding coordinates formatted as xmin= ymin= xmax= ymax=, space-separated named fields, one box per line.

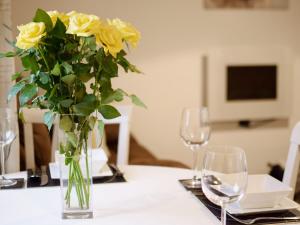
xmin=1 ymin=0 xmax=300 ymax=175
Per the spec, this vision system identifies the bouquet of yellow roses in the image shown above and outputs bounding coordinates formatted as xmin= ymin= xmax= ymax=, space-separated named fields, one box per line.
xmin=1 ymin=8 xmax=144 ymax=217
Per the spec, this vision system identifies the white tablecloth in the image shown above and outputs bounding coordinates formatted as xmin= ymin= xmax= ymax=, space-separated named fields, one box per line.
xmin=0 ymin=165 xmax=298 ymax=225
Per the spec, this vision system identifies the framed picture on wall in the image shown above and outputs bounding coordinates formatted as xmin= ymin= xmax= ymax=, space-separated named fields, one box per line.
xmin=204 ymin=0 xmax=289 ymax=9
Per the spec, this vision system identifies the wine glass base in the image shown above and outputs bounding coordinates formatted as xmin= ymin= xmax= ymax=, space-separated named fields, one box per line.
xmin=0 ymin=178 xmax=17 ymax=187
xmin=181 ymin=178 xmax=202 ymax=189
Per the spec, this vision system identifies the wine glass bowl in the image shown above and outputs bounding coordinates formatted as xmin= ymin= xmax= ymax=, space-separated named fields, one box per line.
xmin=180 ymin=107 xmax=210 ymax=188
xmin=0 ymin=107 xmax=17 ymax=187
xmin=201 ymin=145 xmax=248 ymax=225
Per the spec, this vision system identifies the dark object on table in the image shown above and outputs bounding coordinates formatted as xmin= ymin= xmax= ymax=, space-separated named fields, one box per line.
xmin=268 ymin=163 xmax=284 ymax=181
xmin=0 ymin=178 xmax=24 ymax=189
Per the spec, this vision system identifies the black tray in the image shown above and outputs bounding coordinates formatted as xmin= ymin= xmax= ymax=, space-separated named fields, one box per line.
xmin=179 ymin=180 xmax=300 ymax=225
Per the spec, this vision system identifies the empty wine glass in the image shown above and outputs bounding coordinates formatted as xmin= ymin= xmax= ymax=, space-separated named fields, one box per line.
xmin=180 ymin=107 xmax=210 ymax=188
xmin=0 ymin=107 xmax=17 ymax=187
xmin=202 ymin=146 xmax=248 ymax=225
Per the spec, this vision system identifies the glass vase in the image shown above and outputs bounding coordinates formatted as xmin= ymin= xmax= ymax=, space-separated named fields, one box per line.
xmin=57 ymin=114 xmax=95 ymax=219
xmin=59 ymin=152 xmax=93 ymax=219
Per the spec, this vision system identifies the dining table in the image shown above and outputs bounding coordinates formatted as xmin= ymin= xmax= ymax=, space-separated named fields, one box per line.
xmin=0 ymin=165 xmax=299 ymax=225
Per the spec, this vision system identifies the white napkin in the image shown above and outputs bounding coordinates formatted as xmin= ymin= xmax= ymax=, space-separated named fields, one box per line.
xmin=50 ymin=148 xmax=112 ymax=179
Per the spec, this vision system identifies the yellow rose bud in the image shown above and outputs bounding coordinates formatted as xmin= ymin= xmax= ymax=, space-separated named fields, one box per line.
xmin=47 ymin=10 xmax=69 ymax=27
xmin=66 ymin=13 xmax=101 ymax=37
xmin=108 ymin=18 xmax=141 ymax=48
xmin=16 ymin=22 xmax=46 ymax=49
xmin=95 ymin=23 xmax=123 ymax=58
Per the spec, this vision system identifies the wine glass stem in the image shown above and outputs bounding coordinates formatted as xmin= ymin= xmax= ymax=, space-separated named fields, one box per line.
xmin=221 ymin=203 xmax=227 ymax=225
xmin=192 ymin=147 xmax=200 ymax=182
xmin=0 ymin=144 xmax=5 ymax=175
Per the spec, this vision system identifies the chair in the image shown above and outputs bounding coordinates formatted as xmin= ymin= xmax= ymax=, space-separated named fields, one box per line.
xmin=282 ymin=121 xmax=300 ymax=198
xmin=94 ymin=105 xmax=132 ymax=166
xmin=22 ymin=105 xmax=132 ymax=169
xmin=22 ymin=108 xmax=57 ymax=169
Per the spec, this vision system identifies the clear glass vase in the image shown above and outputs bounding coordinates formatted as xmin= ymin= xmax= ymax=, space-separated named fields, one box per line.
xmin=57 ymin=114 xmax=95 ymax=219
xmin=59 ymin=152 xmax=93 ymax=219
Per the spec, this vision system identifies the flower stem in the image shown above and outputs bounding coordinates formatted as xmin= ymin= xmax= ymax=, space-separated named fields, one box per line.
xmin=37 ymin=46 xmax=50 ymax=71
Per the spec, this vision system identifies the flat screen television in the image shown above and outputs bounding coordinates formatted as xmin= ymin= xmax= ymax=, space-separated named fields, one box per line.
xmin=206 ymin=47 xmax=292 ymax=122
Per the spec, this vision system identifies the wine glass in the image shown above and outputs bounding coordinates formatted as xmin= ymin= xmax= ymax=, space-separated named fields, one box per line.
xmin=201 ymin=146 xmax=248 ymax=225
xmin=180 ymin=107 xmax=210 ymax=188
xmin=0 ymin=107 xmax=17 ymax=187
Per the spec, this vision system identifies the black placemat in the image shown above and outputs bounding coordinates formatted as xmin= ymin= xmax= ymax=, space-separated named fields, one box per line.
xmin=0 ymin=178 xmax=24 ymax=190
xmin=179 ymin=180 xmax=300 ymax=225
xmin=27 ymin=165 xmax=126 ymax=188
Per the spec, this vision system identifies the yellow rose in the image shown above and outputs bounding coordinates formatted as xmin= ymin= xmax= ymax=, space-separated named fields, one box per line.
xmin=108 ymin=18 xmax=141 ymax=48
xmin=95 ymin=23 xmax=123 ymax=58
xmin=67 ymin=11 xmax=78 ymax=17
xmin=66 ymin=13 xmax=101 ymax=37
xmin=47 ymin=10 xmax=69 ymax=27
xmin=16 ymin=22 xmax=46 ymax=49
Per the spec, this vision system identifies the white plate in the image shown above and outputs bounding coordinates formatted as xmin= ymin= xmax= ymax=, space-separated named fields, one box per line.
xmin=227 ymin=197 xmax=299 ymax=215
xmin=49 ymin=163 xmax=113 ymax=179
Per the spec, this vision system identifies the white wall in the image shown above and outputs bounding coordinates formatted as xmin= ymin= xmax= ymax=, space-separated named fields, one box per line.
xmin=11 ymin=0 xmax=300 ymax=173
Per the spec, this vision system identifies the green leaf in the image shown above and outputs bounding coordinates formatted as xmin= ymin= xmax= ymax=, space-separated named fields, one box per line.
xmin=84 ymin=36 xmax=96 ymax=51
xmin=72 ymin=94 xmax=97 ymax=116
xmin=129 ymin=64 xmax=142 ymax=73
xmin=19 ymin=84 xmax=38 ymax=106
xmin=33 ymin=8 xmax=53 ymax=32
xmin=61 ymin=74 xmax=76 ymax=85
xmin=65 ymin=42 xmax=78 ymax=52
xmin=66 ymin=132 xmax=77 ymax=147
xmin=48 ymin=84 xmax=58 ymax=99
xmin=59 ymin=99 xmax=73 ymax=108
xmin=21 ymin=55 xmax=39 ymax=73
xmin=103 ymin=56 xmax=118 ymax=77
xmin=61 ymin=62 xmax=73 ymax=74
xmin=74 ymin=83 xmax=86 ymax=102
xmin=72 ymin=102 xmax=95 ymax=116
xmin=73 ymin=63 xmax=92 ymax=82
xmin=102 ymin=89 xmax=124 ymax=104
xmin=83 ymin=94 xmax=96 ymax=103
xmin=39 ymin=72 xmax=49 ymax=84
xmin=78 ymin=73 xmax=94 ymax=82
xmin=43 ymin=111 xmax=55 ymax=130
xmin=130 ymin=94 xmax=147 ymax=109
xmin=97 ymin=119 xmax=104 ymax=138
xmin=117 ymin=54 xmax=130 ymax=72
xmin=99 ymin=105 xmax=121 ymax=119
xmin=7 ymin=82 xmax=25 ymax=102
xmin=59 ymin=115 xmax=73 ymax=132
xmin=51 ymin=18 xmax=66 ymax=38
xmin=11 ymin=71 xmax=22 ymax=81
xmin=95 ymin=48 xmax=104 ymax=65
xmin=88 ymin=116 xmax=97 ymax=130
xmin=51 ymin=62 xmax=61 ymax=76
